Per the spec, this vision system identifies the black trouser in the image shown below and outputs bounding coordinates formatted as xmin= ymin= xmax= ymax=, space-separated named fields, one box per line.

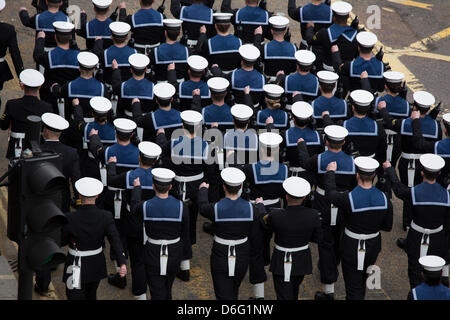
xmin=146 ymin=272 xmax=176 ymax=300
xmin=272 ymin=274 xmax=305 ymax=300
xmin=317 ymin=223 xmax=342 ymax=284
xmin=66 ymin=281 xmax=100 ymax=300
xmin=341 ymin=265 xmax=370 ymax=300
xmin=127 ymin=236 xmax=147 ymax=296
xmin=35 ymin=270 xmax=51 ymax=292
xmin=211 ymin=271 xmax=246 ymax=300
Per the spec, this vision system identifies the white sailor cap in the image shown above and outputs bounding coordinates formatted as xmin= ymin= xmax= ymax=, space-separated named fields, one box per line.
xmin=331 ymin=1 xmax=352 ymax=16
xmin=354 ymin=156 xmax=379 ymax=173
xmin=138 ymin=141 xmax=162 ymax=159
xmin=221 ymin=167 xmax=246 ymax=187
xmin=129 ymin=53 xmax=150 ymax=70
xmin=213 ymin=12 xmax=233 ymax=23
xmin=419 ymin=153 xmax=445 ymax=173
xmin=90 ymin=96 xmax=112 ymax=114
xmin=187 ymin=55 xmax=208 ymax=72
xmin=383 ymin=71 xmax=405 ymax=83
xmin=413 ymin=91 xmax=435 ymax=108
xmin=113 ymin=118 xmax=137 ymax=133
xmin=181 ymin=110 xmax=203 ymax=126
xmin=152 ymin=168 xmax=176 ymax=184
xmin=269 ymin=15 xmax=289 ymax=29
xmin=153 ymin=83 xmax=176 ymax=100
xmin=239 ymin=44 xmax=260 ymax=62
xmin=317 ymin=70 xmax=339 ymax=84
xmin=92 ymin=0 xmax=112 ymax=8
xmin=419 ymin=255 xmax=446 ymax=272
xmin=207 ymin=77 xmax=229 ymax=93
xmin=41 ymin=112 xmax=69 ymax=132
xmin=19 ymin=69 xmax=45 ymax=87
xmin=283 ymin=176 xmax=311 ymax=198
xmin=356 ymin=31 xmax=378 ymax=48
xmin=295 ymin=50 xmax=316 ymax=66
xmin=350 ymin=90 xmax=374 ymax=107
xmin=231 ymin=104 xmax=253 ymax=121
xmin=259 ymin=132 xmax=282 ymax=148
xmin=291 ymin=101 xmax=313 ymax=119
xmin=0 ymin=0 xmax=5 ymax=11
xmin=443 ymin=113 xmax=450 ymax=126
xmin=75 ymin=177 xmax=104 ymax=197
xmin=109 ymin=21 xmax=131 ymax=36
xmin=324 ymin=125 xmax=348 ymax=142
xmin=77 ymin=52 xmax=99 ymax=69
xmin=163 ymin=19 xmax=182 ymax=28
xmin=53 ymin=21 xmax=75 ymax=33
xmin=263 ymin=84 xmax=284 ymax=99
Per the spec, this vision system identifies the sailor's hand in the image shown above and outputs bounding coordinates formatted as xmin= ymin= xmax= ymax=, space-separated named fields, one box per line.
xmin=133 ymin=177 xmax=141 ymax=187
xmin=327 ymin=161 xmax=337 ymax=172
xmin=108 ymin=156 xmax=117 ymax=164
xmin=72 ymin=98 xmax=80 ymax=106
xmin=383 ymin=161 xmax=391 ymax=170
xmin=199 ymin=182 xmax=209 ymax=189
xmin=89 ymin=129 xmax=98 ymax=137
xmin=119 ymin=264 xmax=127 ymax=277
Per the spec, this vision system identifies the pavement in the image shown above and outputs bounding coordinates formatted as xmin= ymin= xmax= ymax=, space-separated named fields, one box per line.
xmin=0 ymin=0 xmax=448 ymax=300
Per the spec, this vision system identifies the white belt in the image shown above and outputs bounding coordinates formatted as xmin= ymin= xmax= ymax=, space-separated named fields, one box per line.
xmin=157 ymin=79 xmax=184 ymax=84
xmin=316 ymin=187 xmax=341 ymax=226
xmin=175 ymin=173 xmax=204 ymax=202
xmin=289 ymin=166 xmax=306 ymax=176
xmin=323 ymin=63 xmax=334 ymax=72
xmin=285 ymin=104 xmax=292 ymax=111
xmin=67 ymin=246 xmax=103 ymax=289
xmin=68 ymin=247 xmax=103 ymax=257
xmin=316 ymin=186 xmax=325 ymax=196
xmin=410 ymin=221 xmax=443 ymax=258
xmin=250 ymin=198 xmax=279 ymax=206
xmin=385 ymin=129 xmax=397 ymax=136
xmin=301 ymin=39 xmax=308 ymax=47
xmin=11 ymin=132 xmax=25 ymax=139
xmin=268 ymin=76 xmax=277 ymax=83
xmin=386 ymin=130 xmax=396 ymax=162
xmin=124 ymin=110 xmax=133 ymax=117
xmin=147 ymin=237 xmax=180 ymax=276
xmin=221 ymin=69 xmax=236 ymax=75
xmin=57 ymin=98 xmax=65 ymax=119
xmin=11 ymin=132 xmax=26 ymax=157
xmin=44 ymin=47 xmax=54 ymax=52
xmin=134 ymin=42 xmax=160 ymax=49
xmin=214 ymin=236 xmax=247 ymax=277
xmin=0 ymin=57 xmax=5 ymax=63
xmin=402 ymin=153 xmax=422 ymax=187
xmin=344 ymin=228 xmax=380 ymax=271
xmin=187 ymin=39 xmax=198 ymax=47
xmin=274 ymin=243 xmax=309 ymax=282
xmin=354 ymin=153 xmax=375 ymax=159
xmin=108 ymin=187 xmax=124 ymax=219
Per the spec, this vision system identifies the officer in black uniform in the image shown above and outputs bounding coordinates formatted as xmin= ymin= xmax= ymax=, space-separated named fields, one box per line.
xmin=0 ymin=1 xmax=24 ymax=94
xmin=131 ymin=168 xmax=191 ymax=300
xmin=305 ymin=1 xmax=358 ymax=73
xmin=264 ymin=176 xmax=323 ymax=300
xmin=107 ymin=141 xmax=162 ymax=300
xmin=118 ymin=0 xmax=165 ymax=55
xmin=198 ymin=167 xmax=266 ymax=300
xmin=384 ymin=154 xmax=450 ymax=289
xmin=171 ymin=0 xmax=215 ymax=49
xmin=0 ymin=69 xmax=52 ymax=159
xmin=61 ymin=177 xmax=127 ymax=300
xmin=324 ymin=156 xmax=393 ymax=300
xmin=149 ymin=19 xmax=189 ymax=83
xmin=33 ymin=21 xmax=80 ymax=112
xmin=221 ymin=0 xmax=271 ymax=44
xmin=297 ymin=125 xmax=357 ymax=300
xmin=77 ymin=0 xmax=118 ymax=51
xmin=194 ymin=13 xmax=242 ymax=73
xmin=407 ymin=256 xmax=450 ymax=300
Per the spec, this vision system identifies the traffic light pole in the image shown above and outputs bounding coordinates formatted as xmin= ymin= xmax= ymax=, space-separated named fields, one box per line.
xmin=17 ymin=242 xmax=33 ymax=300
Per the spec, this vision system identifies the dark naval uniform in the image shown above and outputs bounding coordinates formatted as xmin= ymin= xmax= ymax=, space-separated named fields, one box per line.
xmin=223 ymin=128 xmax=259 ymax=166
xmin=61 ymin=204 xmax=127 ymax=300
xmin=149 ymin=41 xmax=189 ymax=83
xmin=176 ymin=78 xmax=211 ymax=111
xmin=119 ymin=7 xmax=165 ymax=54
xmin=195 ymin=33 xmax=242 ymax=72
xmin=278 ymin=71 xmax=319 ymax=104
xmin=297 ymin=144 xmax=357 ymax=288
xmin=0 ymin=22 xmax=24 ymax=91
xmin=0 ymin=95 xmax=52 ymax=159
xmin=107 ymin=165 xmax=155 ymax=298
xmin=324 ymin=172 xmax=393 ymax=300
xmin=336 ymin=56 xmax=385 ymax=93
xmin=78 ymin=15 xmax=115 ymax=51
xmin=198 ymin=188 xmax=266 ymax=300
xmin=265 ymin=203 xmax=323 ymax=300
xmin=260 ymin=39 xmax=297 ymax=80
xmin=256 ymin=107 xmax=289 ymax=131
xmin=201 ymin=103 xmax=234 ymax=132
xmin=229 ymin=68 xmax=265 ymax=108
xmin=407 ymin=283 xmax=450 ymax=300
xmin=386 ymin=166 xmax=450 ymax=289
xmin=131 ymin=189 xmax=191 ymax=300
xmin=312 ymin=95 xmax=349 ymax=130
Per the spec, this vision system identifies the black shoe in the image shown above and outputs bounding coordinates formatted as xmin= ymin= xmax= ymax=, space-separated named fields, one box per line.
xmin=176 ymin=269 xmax=190 ymax=282
xmin=203 ymin=222 xmax=214 ymax=236
xmin=396 ymin=238 xmax=406 ymax=250
xmin=314 ymin=291 xmax=334 ymax=300
xmin=248 ymin=297 xmax=264 ymax=300
xmin=107 ymin=273 xmax=127 ymax=289
xmin=34 ymin=284 xmax=49 ymax=297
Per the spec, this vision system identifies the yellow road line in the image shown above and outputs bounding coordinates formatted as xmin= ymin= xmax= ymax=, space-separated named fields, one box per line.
xmin=409 ymin=27 xmax=450 ymax=50
xmin=0 ymin=274 xmax=16 ymax=280
xmin=382 ymin=7 xmax=395 ymax=13
xmin=386 ymin=0 xmax=433 ymax=10
xmin=402 ymin=51 xmax=450 ymax=62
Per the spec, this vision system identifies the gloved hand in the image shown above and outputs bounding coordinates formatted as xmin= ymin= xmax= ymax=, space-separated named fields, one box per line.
xmin=259 ymin=0 xmax=267 ymax=11
xmin=399 ymin=81 xmax=408 ymax=99
xmin=284 ymin=28 xmax=291 ymax=42
xmin=384 ymin=62 xmax=391 ymax=71
xmin=344 ymin=141 xmax=355 ymax=156
xmin=110 ymin=6 xmax=119 ymax=21
xmin=157 ymin=4 xmax=165 ymax=14
xmin=325 ymin=0 xmax=331 ymax=6
xmin=376 ymin=46 xmax=384 ymax=61
xmin=336 ymin=83 xmax=344 ymax=99
xmin=429 ymin=102 xmax=441 ymax=120
xmin=351 ymin=16 xmax=359 ymax=30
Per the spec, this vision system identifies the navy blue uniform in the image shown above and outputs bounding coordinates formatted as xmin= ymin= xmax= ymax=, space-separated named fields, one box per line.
xmin=280 ymin=71 xmax=319 ymax=105
xmin=408 ymin=283 xmax=450 ymax=300
xmin=150 ymin=42 xmax=189 ymax=82
xmin=95 ymin=42 xmax=137 ymax=85
xmin=261 ymin=40 xmax=297 ymax=78
xmin=337 ymin=56 xmax=386 ymax=94
xmin=312 ymin=95 xmax=349 ymax=130
xmin=78 ymin=16 xmax=114 ymax=51
xmin=223 ymin=128 xmax=259 ymax=166
xmin=195 ymin=34 xmax=242 ymax=72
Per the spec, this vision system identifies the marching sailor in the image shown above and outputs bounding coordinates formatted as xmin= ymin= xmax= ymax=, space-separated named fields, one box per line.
xmin=107 ymin=141 xmax=162 ymax=300
xmin=264 ymin=176 xmax=323 ymax=300
xmin=0 ymin=69 xmax=52 ymax=159
xmin=198 ymin=167 xmax=267 ymax=300
xmin=297 ymin=125 xmax=357 ymax=300
xmin=384 ymin=154 xmax=450 ymax=289
xmin=256 ymin=84 xmax=289 ymax=131
xmin=61 ymin=177 xmax=127 ymax=300
xmin=131 ymin=168 xmax=191 ymax=300
xmin=407 ymin=255 xmax=450 ymax=300
xmin=324 ymin=156 xmax=393 ymax=300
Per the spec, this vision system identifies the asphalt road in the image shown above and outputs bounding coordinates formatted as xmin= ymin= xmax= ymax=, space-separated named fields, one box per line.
xmin=0 ymin=0 xmax=448 ymax=301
